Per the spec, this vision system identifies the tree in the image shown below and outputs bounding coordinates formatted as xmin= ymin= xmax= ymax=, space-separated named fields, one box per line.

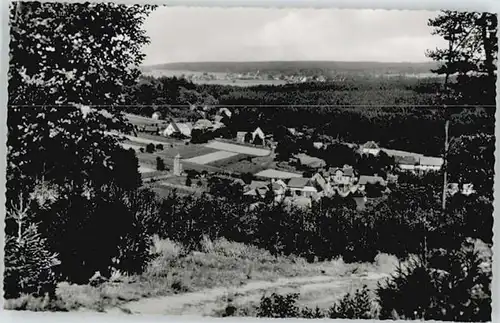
xmin=427 ymin=11 xmax=497 ymax=105
xmin=6 ymin=2 xmax=155 ymax=289
xmin=9 ymin=2 xmax=155 ymax=106
xmin=377 ymin=241 xmax=492 ymax=322
xmin=145 ymin=143 xmax=155 ymax=153
xmin=4 ymin=195 xmax=60 ymax=298
xmin=156 ymin=156 xmax=165 ymax=171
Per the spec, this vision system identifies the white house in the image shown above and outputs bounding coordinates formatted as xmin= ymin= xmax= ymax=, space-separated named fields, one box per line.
xmin=163 ymin=122 xmax=193 ymax=138
xmin=311 ymin=173 xmax=333 ymax=197
xmin=331 ymin=166 xmax=356 ymax=186
xmin=218 ymin=107 xmax=232 ymax=118
xmin=252 ymin=127 xmax=266 ymax=144
xmin=313 ymin=142 xmax=324 ymax=149
xmin=415 ymin=156 xmax=444 ymax=172
xmin=194 ymin=119 xmax=213 ymax=130
xmin=270 ymin=179 xmax=288 ymax=202
xmin=360 ymin=141 xmax=380 ymax=156
xmin=152 ymin=112 xmax=162 ymax=120
xmin=236 ymin=131 xmax=247 ymax=143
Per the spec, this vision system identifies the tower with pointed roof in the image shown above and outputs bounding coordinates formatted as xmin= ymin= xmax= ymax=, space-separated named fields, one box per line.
xmin=173 ymin=153 xmax=182 ymax=176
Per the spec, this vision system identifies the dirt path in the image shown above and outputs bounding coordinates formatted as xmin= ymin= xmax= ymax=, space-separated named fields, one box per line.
xmin=105 ymin=272 xmax=389 ymax=316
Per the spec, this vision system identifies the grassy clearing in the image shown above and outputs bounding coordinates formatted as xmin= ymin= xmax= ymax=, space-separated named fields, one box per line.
xmin=206 ymin=153 xmax=250 ymax=167
xmin=125 ymin=114 xmax=168 ymax=127
xmin=5 ymin=237 xmax=402 ymax=313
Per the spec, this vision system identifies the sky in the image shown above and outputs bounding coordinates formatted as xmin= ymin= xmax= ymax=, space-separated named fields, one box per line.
xmin=141 ymin=7 xmax=447 ymax=66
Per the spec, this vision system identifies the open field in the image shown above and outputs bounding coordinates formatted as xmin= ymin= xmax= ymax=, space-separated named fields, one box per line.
xmin=184 ymin=151 xmax=240 ymax=165
xmin=138 ymin=165 xmax=156 ymax=174
xmin=126 ymin=113 xmax=168 ymax=127
xmin=205 ymin=141 xmax=271 ymax=156
xmin=255 ymin=169 xmax=303 ymax=179
xmin=122 ymin=143 xmax=144 ymax=151
xmin=192 ymin=79 xmax=288 ymax=86
xmin=107 ymin=132 xmax=171 ymax=146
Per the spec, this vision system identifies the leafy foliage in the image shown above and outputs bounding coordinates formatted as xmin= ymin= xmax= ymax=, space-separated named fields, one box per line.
xmin=427 ymin=11 xmax=497 ymax=105
xmin=9 ymin=1 xmax=155 ymax=106
xmin=257 ymin=293 xmax=301 ymax=318
xmin=328 ymin=285 xmax=373 ymax=319
xmin=6 ymin=1 xmax=155 ymax=294
xmin=4 ymin=196 xmax=60 ymax=298
xmin=377 ymin=241 xmax=492 ymax=322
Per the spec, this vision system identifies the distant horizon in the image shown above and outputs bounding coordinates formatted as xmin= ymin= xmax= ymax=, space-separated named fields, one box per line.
xmin=142 ymin=59 xmax=437 ymax=68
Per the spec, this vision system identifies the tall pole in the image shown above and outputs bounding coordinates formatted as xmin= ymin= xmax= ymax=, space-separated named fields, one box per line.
xmin=442 ymin=116 xmax=449 ymax=211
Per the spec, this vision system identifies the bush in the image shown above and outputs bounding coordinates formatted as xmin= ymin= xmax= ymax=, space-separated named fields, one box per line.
xmin=156 ymin=157 xmax=166 ymax=171
xmin=328 ymin=285 xmax=373 ymax=319
xmin=4 ymin=199 xmax=60 ymax=299
xmin=146 ymin=143 xmax=155 ymax=153
xmin=376 ymin=242 xmax=492 ymax=322
xmin=155 ymin=144 xmax=164 ymax=150
xmin=257 ymin=293 xmax=300 ymax=318
xmin=139 ymin=147 xmax=145 ymax=153
xmin=241 ymin=172 xmax=254 ymax=185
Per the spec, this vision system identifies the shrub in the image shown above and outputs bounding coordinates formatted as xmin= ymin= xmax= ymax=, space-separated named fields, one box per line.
xmin=301 ymin=306 xmax=325 ymax=318
xmin=156 ymin=157 xmax=166 ymax=171
xmin=4 ymin=198 xmax=60 ymax=299
xmin=328 ymin=285 xmax=374 ymax=319
xmin=155 ymin=144 xmax=164 ymax=150
xmin=257 ymin=293 xmax=300 ymax=318
xmin=241 ymin=172 xmax=254 ymax=185
xmin=4 ymin=294 xmax=70 ymax=312
xmin=376 ymin=241 xmax=492 ymax=322
xmin=145 ymin=143 xmax=155 ymax=153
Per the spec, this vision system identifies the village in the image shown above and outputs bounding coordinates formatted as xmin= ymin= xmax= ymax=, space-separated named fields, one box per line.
xmin=108 ymin=106 xmax=475 ymax=211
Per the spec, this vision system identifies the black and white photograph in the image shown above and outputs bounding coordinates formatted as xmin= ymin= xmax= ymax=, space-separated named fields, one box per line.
xmin=3 ymin=2 xmax=496 ymax=322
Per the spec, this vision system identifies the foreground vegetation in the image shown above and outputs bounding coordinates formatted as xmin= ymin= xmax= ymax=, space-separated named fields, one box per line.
xmin=5 ymin=3 xmax=495 ymax=321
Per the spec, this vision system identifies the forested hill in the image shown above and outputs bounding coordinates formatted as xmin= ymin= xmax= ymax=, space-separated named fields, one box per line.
xmin=142 ymin=60 xmax=439 ymax=75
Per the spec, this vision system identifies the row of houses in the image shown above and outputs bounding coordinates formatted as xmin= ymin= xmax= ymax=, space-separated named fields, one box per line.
xmin=358 ymin=141 xmax=444 ymax=172
xmin=243 ymin=165 xmax=390 ymax=209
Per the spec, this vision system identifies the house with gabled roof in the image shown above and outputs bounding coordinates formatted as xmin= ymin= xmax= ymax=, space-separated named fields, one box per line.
xmin=330 ymin=165 xmax=356 ymax=186
xmin=163 ymin=121 xmax=193 ymax=138
xmin=252 ymin=127 xmax=266 ymax=145
xmin=243 ymin=180 xmax=270 ymax=200
xmin=311 ymin=173 xmax=334 ymax=197
xmin=218 ymin=107 xmax=232 ymax=118
xmin=415 ymin=156 xmax=444 ymax=172
xmin=396 ymin=155 xmax=419 ymax=171
xmin=360 ymin=141 xmax=380 ymax=156
xmin=152 ymin=111 xmax=162 ymax=120
xmin=357 ymin=175 xmax=387 ymax=193
xmin=287 ymin=178 xmax=317 ymax=198
xmin=270 ymin=179 xmax=287 ymax=202
xmin=194 ymin=119 xmax=213 ymax=130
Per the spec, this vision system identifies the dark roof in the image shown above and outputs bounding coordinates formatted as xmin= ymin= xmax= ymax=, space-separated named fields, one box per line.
xmin=288 ymin=177 xmax=311 ymax=188
xmin=248 ymin=180 xmax=269 ymax=190
xmin=343 ymin=167 xmax=354 ymax=177
xmin=331 ymin=166 xmax=354 ymax=177
xmin=359 ymin=175 xmax=386 ymax=186
xmin=395 ymin=155 xmax=419 ymax=165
